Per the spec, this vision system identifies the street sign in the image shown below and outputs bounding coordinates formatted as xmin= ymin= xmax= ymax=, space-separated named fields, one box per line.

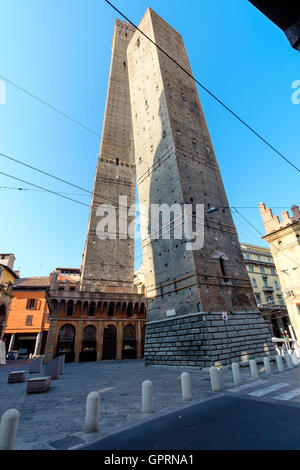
xmin=222 ymin=312 xmax=228 ymax=321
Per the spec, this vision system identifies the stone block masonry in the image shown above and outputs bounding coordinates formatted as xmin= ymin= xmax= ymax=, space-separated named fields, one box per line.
xmin=144 ymin=312 xmax=274 ymax=367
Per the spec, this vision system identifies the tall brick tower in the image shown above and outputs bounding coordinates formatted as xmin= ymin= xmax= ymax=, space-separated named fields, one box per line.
xmin=127 ymin=8 xmax=274 ymax=366
xmin=44 ymin=20 xmax=146 ymax=364
xmin=81 ymin=19 xmax=136 ymax=290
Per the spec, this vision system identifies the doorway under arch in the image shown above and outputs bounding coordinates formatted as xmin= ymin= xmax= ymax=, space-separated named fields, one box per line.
xmin=56 ymin=324 xmax=75 ymax=362
xmin=102 ymin=325 xmax=117 ymax=360
xmin=123 ymin=324 xmax=137 ymax=359
xmin=80 ymin=325 xmax=97 ymax=362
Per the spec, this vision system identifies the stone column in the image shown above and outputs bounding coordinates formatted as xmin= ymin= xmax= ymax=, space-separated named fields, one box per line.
xmin=96 ymin=321 xmax=103 ymax=362
xmin=8 ymin=334 xmax=15 ymax=352
xmin=44 ymin=319 xmax=59 ymax=363
xmin=33 ymin=331 xmax=43 ymax=356
xmin=137 ymin=321 xmax=142 ymax=359
xmin=116 ymin=322 xmax=123 ymax=360
xmin=74 ymin=321 xmax=83 ymax=362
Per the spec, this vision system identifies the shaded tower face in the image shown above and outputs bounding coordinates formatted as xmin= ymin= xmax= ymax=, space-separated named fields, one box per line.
xmin=81 ymin=20 xmax=136 ymax=290
xmin=127 ymin=8 xmax=257 ymax=321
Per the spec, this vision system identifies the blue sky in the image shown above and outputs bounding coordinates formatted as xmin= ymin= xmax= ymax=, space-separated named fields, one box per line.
xmin=0 ymin=0 xmax=299 ymax=277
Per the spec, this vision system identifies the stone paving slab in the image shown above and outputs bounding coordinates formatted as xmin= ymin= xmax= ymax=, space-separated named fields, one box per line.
xmin=0 ymin=358 xmax=299 ymax=450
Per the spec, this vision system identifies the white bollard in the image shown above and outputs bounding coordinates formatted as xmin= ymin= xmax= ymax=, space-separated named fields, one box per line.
xmin=210 ymin=366 xmax=221 ymax=392
xmin=249 ymin=359 xmax=259 ymax=379
xmin=263 ymin=357 xmax=272 ymax=376
xmin=294 ymin=347 xmax=300 ymax=359
xmin=291 ymin=351 xmax=300 ymax=366
xmin=276 ymin=354 xmax=285 ymax=372
xmin=142 ymin=380 xmax=153 ymax=414
xmin=181 ymin=372 xmax=192 ymax=401
xmin=284 ymin=351 xmax=294 ymax=369
xmin=0 ymin=409 xmax=19 ymax=450
xmin=232 ymin=362 xmax=242 ymax=385
xmin=85 ymin=392 xmax=100 ymax=433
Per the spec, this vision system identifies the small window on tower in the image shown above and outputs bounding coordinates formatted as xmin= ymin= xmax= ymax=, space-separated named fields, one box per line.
xmin=219 ymin=256 xmax=229 ymax=282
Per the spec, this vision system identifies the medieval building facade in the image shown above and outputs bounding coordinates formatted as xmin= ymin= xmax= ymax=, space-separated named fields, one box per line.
xmin=259 ymin=203 xmax=300 ymax=341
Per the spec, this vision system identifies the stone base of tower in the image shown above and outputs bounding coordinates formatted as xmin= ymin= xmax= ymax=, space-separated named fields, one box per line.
xmin=144 ymin=311 xmax=275 ymax=367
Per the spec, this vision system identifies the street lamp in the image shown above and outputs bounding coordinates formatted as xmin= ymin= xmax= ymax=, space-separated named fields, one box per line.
xmin=206 ymin=207 xmax=219 ymax=214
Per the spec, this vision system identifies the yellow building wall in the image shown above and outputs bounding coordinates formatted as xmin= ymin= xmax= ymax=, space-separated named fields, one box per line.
xmin=0 ymin=267 xmax=16 ymax=285
xmin=241 ymin=243 xmax=283 ymax=305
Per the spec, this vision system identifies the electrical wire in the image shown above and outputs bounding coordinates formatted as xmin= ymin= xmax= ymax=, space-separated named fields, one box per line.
xmin=104 ymin=0 xmax=300 ymax=174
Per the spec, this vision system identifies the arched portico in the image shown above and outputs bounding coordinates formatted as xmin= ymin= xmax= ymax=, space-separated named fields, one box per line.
xmin=56 ymin=324 xmax=75 ymax=362
xmin=102 ymin=324 xmax=117 ymax=360
xmin=80 ymin=325 xmax=97 ymax=362
xmin=123 ymin=324 xmax=137 ymax=359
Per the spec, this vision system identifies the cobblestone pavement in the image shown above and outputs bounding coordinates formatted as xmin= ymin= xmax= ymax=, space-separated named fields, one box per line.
xmin=0 ymin=358 xmax=300 ymax=450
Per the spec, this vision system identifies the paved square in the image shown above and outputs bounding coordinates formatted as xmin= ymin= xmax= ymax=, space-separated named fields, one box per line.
xmin=1 ymin=358 xmax=300 ymax=449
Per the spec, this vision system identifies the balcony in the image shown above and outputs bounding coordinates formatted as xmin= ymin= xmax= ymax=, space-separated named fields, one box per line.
xmin=263 ymin=285 xmax=274 ymax=293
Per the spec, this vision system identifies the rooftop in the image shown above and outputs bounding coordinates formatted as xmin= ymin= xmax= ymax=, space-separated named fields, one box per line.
xmin=14 ymin=276 xmax=50 ymax=289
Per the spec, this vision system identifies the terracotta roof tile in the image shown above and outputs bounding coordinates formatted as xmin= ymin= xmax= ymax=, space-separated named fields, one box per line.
xmin=14 ymin=276 xmax=50 ymax=288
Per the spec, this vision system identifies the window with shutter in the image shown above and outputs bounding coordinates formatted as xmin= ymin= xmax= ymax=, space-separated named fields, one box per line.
xmin=26 ymin=299 xmax=37 ymax=310
xmin=26 ymin=315 xmax=33 ymax=325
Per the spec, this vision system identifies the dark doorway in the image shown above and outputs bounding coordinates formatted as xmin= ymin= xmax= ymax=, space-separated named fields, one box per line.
xmin=102 ymin=325 xmax=117 ymax=360
xmin=123 ymin=324 xmax=137 ymax=359
xmin=142 ymin=325 xmax=146 ymax=357
xmin=56 ymin=324 xmax=75 ymax=362
xmin=271 ymin=317 xmax=281 ymax=338
xmin=16 ymin=336 xmax=36 ymax=358
xmin=0 ymin=304 xmax=6 ymax=338
xmin=80 ymin=325 xmax=97 ymax=362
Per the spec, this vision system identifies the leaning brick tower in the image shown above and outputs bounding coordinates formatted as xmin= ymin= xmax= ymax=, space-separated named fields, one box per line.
xmin=81 ymin=19 xmax=136 ymax=290
xmin=127 ymin=8 xmax=274 ymax=366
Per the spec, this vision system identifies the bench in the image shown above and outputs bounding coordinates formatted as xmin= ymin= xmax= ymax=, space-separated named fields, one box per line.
xmin=26 ymin=376 xmax=51 ymax=394
xmin=8 ymin=371 xmax=26 ymax=383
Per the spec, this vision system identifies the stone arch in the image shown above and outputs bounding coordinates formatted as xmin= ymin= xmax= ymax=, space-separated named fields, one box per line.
xmin=88 ymin=302 xmax=96 ymax=317
xmin=133 ymin=302 xmax=139 ymax=315
xmin=82 ymin=301 xmax=89 ymax=316
xmin=102 ymin=302 xmax=108 ymax=315
xmin=127 ymin=302 xmax=133 ymax=317
xmin=103 ymin=324 xmax=117 ymax=360
xmin=96 ymin=302 xmax=102 ymax=315
xmin=56 ymin=324 xmax=76 ymax=362
xmin=75 ymin=301 xmax=82 ymax=315
xmin=67 ymin=300 xmax=74 ymax=317
xmin=123 ymin=323 xmax=137 ymax=359
xmin=115 ymin=302 xmax=122 ymax=315
xmin=108 ymin=302 xmax=115 ymax=317
xmin=121 ymin=302 xmax=127 ymax=315
xmin=59 ymin=300 xmax=66 ymax=316
xmin=139 ymin=302 xmax=146 ymax=315
xmin=80 ymin=325 xmax=97 ymax=362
